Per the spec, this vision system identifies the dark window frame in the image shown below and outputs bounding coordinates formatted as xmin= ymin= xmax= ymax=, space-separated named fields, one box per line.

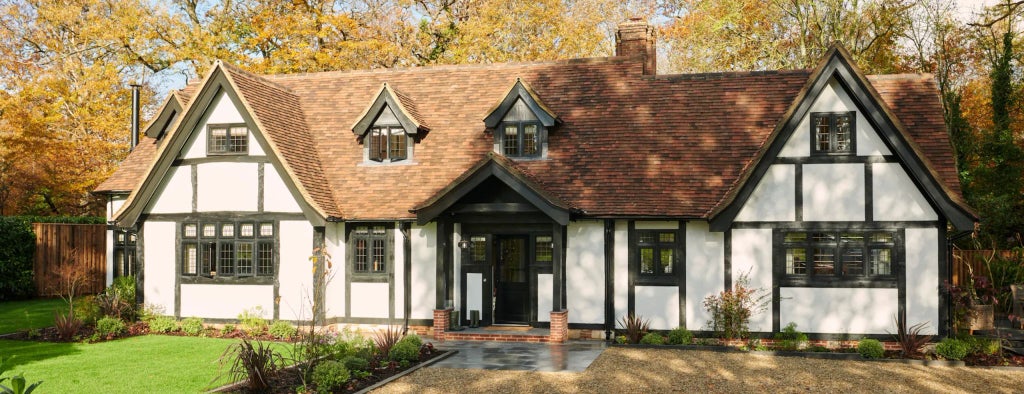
xmin=775 ymin=229 xmax=899 ymax=287
xmin=207 ymin=123 xmax=249 ymax=155
xmin=810 ymin=112 xmax=855 ymax=156
xmin=181 ymin=221 xmax=274 ymax=278
xmin=629 ymin=227 xmax=682 ymax=286
xmin=348 ymin=223 xmax=394 ymax=278
xmin=499 ymin=120 xmax=543 ymax=159
xmin=113 ymin=229 xmax=137 ymax=278
xmin=367 ymin=125 xmax=408 ymax=163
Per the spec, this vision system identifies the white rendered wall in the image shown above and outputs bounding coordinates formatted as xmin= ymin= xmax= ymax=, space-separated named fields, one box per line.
xmin=873 ymin=163 xmax=937 ymax=221
xmin=566 ymin=221 xmax=605 ymax=324
xmin=537 ymin=274 xmax=553 ymax=322
xmin=410 ymin=223 xmax=437 ymax=320
xmin=613 ymin=220 xmax=628 ymax=327
xmin=106 ymin=195 xmax=126 ymax=286
xmin=196 ymin=162 xmax=258 ymax=212
xmin=803 ymin=163 xmax=865 ymax=221
xmin=263 ymin=166 xmax=302 ymax=213
xmin=146 ymin=166 xmax=192 ymax=214
xmin=277 ymin=221 xmax=314 ymax=321
xmin=779 ymin=78 xmax=891 ymax=158
xmin=179 ymin=284 xmax=274 ymax=319
xmin=324 ymin=223 xmax=345 ymax=319
xmin=635 ymin=286 xmax=679 ymax=330
xmin=393 ymin=225 xmax=405 ymax=319
xmin=730 ymin=228 xmax=773 ymax=332
xmin=107 ymin=195 xmax=127 ymax=221
xmin=779 ymin=288 xmax=898 ymax=334
xmin=142 ymin=221 xmax=176 ymax=316
xmin=685 ymin=222 xmax=725 ymax=330
xmin=906 ymin=227 xmax=940 ymax=335
xmin=467 ymin=273 xmax=482 ymax=316
xmin=735 ymin=165 xmax=796 ymax=222
xmin=181 ymin=92 xmax=244 ymax=159
xmin=350 ymin=283 xmax=389 ymax=318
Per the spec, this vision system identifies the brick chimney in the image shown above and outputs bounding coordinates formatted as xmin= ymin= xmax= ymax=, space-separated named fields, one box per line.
xmin=616 ymin=18 xmax=656 ymax=75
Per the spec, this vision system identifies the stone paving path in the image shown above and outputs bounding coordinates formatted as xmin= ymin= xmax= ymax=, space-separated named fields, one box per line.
xmin=429 ymin=340 xmax=606 ymax=372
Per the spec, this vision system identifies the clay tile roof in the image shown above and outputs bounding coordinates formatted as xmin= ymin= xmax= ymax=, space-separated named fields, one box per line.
xmin=94 ymin=136 xmax=160 ymax=193
xmin=219 ymin=62 xmax=342 ymax=219
xmin=97 ymin=55 xmax=968 ymax=222
xmin=389 ymin=84 xmax=427 ymax=131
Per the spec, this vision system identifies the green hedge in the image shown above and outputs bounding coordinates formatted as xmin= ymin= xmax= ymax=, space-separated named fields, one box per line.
xmin=19 ymin=216 xmax=105 ymax=224
xmin=0 ymin=217 xmax=36 ymax=300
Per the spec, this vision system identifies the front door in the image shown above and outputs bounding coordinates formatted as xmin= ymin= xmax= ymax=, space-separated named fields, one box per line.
xmin=494 ymin=236 xmax=529 ymax=324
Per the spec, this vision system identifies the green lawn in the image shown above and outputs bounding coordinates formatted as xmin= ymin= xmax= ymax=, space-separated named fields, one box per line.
xmin=0 ymin=335 xmax=290 ymax=393
xmin=0 ymin=298 xmax=67 ymax=334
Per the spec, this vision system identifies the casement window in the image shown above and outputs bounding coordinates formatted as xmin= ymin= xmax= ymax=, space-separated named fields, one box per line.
xmin=501 ymin=121 xmax=542 ymax=158
xmin=113 ymin=229 xmax=137 ymax=278
xmin=181 ymin=221 xmax=274 ymax=277
xmin=534 ymin=236 xmax=553 ymax=263
xmin=636 ymin=230 xmax=676 ymax=276
xmin=368 ymin=126 xmax=408 ymax=162
xmin=778 ymin=230 xmax=898 ymax=285
xmin=811 ymin=112 xmax=854 ymax=155
xmin=208 ymin=124 xmax=249 ymax=155
xmin=349 ymin=224 xmax=392 ymax=276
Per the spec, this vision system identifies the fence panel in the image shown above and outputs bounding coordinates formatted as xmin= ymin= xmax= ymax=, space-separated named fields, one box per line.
xmin=33 ymin=223 xmax=106 ymax=297
xmin=952 ymin=249 xmax=1016 ymax=286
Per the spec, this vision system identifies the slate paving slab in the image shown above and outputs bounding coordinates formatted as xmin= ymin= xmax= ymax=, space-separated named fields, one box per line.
xmin=428 ymin=340 xmax=607 ymax=372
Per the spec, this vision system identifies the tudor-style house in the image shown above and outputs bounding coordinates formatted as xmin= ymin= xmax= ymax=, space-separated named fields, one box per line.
xmin=95 ymin=20 xmax=975 ymax=342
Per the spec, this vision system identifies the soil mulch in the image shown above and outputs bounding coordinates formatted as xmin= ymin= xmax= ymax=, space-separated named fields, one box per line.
xmin=250 ymin=349 xmax=446 ymax=394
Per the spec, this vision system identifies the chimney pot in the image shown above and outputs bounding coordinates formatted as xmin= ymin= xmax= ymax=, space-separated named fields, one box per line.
xmin=130 ymin=84 xmax=140 ymax=151
xmin=615 ymin=19 xmax=657 ymax=76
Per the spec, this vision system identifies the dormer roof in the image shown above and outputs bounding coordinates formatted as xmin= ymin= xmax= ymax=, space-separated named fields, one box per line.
xmin=351 ymin=83 xmax=428 ymax=136
xmin=483 ymin=78 xmax=558 ymax=129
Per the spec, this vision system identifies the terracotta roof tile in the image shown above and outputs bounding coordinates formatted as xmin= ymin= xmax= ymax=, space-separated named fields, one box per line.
xmin=97 ymin=56 xmax=967 ymax=222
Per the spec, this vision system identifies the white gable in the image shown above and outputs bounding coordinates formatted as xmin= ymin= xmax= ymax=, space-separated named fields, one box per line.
xmin=180 ymin=92 xmax=266 ymax=159
xmin=872 ymin=163 xmax=937 ymax=221
xmin=779 ymin=78 xmax=891 ymax=157
xmin=735 ymin=164 xmax=796 ymax=222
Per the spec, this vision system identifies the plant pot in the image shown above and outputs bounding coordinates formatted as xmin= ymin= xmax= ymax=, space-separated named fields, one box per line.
xmin=969 ymin=304 xmax=995 ymax=333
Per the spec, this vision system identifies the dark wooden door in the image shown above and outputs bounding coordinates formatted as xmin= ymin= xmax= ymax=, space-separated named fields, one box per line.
xmin=494 ymin=236 xmax=529 ymax=324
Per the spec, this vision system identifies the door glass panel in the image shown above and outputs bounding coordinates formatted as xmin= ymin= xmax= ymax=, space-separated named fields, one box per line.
xmin=499 ymin=238 xmax=526 ymax=283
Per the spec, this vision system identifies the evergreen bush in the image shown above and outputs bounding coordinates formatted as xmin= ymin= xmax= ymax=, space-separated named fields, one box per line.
xmin=0 ymin=217 xmax=36 ymax=300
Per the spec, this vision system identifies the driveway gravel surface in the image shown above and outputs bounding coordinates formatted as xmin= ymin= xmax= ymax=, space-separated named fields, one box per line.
xmin=374 ymin=347 xmax=1024 ymax=393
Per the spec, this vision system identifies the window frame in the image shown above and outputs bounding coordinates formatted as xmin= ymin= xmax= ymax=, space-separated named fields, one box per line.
xmin=367 ymin=125 xmax=409 ymax=163
xmin=113 ymin=229 xmax=137 ymax=278
xmin=181 ymin=221 xmax=275 ymax=279
xmin=207 ymin=123 xmax=250 ymax=155
xmin=348 ymin=223 xmax=393 ymax=279
xmin=810 ymin=112 xmax=855 ymax=156
xmin=498 ymin=120 xmax=544 ymax=159
xmin=630 ymin=226 xmax=681 ymax=286
xmin=775 ymin=229 xmax=900 ymax=287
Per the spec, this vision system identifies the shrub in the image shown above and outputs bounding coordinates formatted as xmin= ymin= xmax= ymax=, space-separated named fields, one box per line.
xmin=389 ymin=340 xmax=420 ymax=362
xmin=617 ymin=314 xmax=649 ymax=344
xmin=891 ymin=313 xmax=932 ymax=357
xmin=217 ymin=339 xmax=283 ymax=392
xmin=667 ymin=327 xmax=693 ymax=345
xmin=311 ymin=360 xmax=350 ymax=394
xmin=398 ymin=333 xmax=423 ymax=349
xmin=639 ymin=332 xmax=665 ymax=345
xmin=268 ymin=321 xmax=296 ymax=339
xmin=935 ymin=338 xmax=970 ymax=360
xmin=342 ymin=356 xmax=369 ymax=372
xmin=703 ymin=273 xmax=770 ymax=340
xmin=53 ymin=310 xmax=82 ymax=341
xmin=180 ymin=317 xmax=204 ymax=336
xmin=773 ymin=322 xmax=808 ymax=351
xmin=74 ymin=295 xmax=102 ymax=324
xmin=0 ymin=217 xmax=35 ymax=301
xmin=238 ymin=307 xmax=268 ymax=335
xmin=221 ymin=324 xmax=236 ymax=336
xmin=973 ymin=338 xmax=1001 ymax=355
xmin=148 ymin=316 xmax=178 ymax=333
xmin=373 ymin=326 xmax=404 ymax=356
xmin=95 ymin=316 xmax=127 ymax=337
xmin=96 ymin=277 xmax=138 ymax=321
xmin=857 ymin=339 xmax=884 ymax=359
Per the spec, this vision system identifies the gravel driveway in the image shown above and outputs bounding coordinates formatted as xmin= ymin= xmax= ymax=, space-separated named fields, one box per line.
xmin=374 ymin=347 xmax=1024 ymax=393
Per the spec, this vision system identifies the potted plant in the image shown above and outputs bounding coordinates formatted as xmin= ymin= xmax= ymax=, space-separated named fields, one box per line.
xmin=944 ymin=274 xmax=998 ymax=334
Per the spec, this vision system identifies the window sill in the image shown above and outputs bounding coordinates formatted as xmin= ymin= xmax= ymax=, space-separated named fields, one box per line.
xmin=778 ymin=277 xmax=897 ymax=288
xmin=633 ymin=275 xmax=678 ymax=286
xmin=180 ymin=275 xmax=275 ymax=285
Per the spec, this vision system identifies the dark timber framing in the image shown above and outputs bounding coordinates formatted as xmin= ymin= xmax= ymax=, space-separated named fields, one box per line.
xmin=344 ymin=222 xmax=396 ymax=320
xmin=709 ymin=46 xmax=975 ymax=232
xmin=350 ymin=83 xmax=427 ymax=137
xmin=603 ymin=219 xmax=615 ymax=336
xmin=483 ymin=78 xmax=558 ymax=129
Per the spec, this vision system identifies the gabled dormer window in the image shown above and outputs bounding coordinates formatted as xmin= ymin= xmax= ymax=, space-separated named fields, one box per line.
xmin=208 ymin=123 xmax=248 ymax=155
xmin=811 ymin=112 xmax=854 ymax=155
xmin=485 ymin=78 xmax=558 ymax=160
xmin=352 ymin=83 xmax=427 ymax=165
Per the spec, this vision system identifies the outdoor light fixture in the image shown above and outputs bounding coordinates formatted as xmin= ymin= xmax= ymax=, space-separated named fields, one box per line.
xmin=458 ymin=239 xmax=471 ymax=249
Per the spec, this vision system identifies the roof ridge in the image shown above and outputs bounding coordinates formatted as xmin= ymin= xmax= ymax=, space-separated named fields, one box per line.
xmin=262 ymin=55 xmax=633 ymax=80
xmin=218 ymin=61 xmax=298 ymax=94
xmin=656 ymin=68 xmax=812 ymax=81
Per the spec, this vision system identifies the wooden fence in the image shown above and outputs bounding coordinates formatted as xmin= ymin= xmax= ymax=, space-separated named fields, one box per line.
xmin=952 ymin=248 xmax=1018 ymax=286
xmin=33 ymin=223 xmax=107 ymax=297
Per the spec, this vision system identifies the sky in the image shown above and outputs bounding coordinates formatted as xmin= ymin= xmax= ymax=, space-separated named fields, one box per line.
xmin=956 ymin=0 xmax=1001 ymax=21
